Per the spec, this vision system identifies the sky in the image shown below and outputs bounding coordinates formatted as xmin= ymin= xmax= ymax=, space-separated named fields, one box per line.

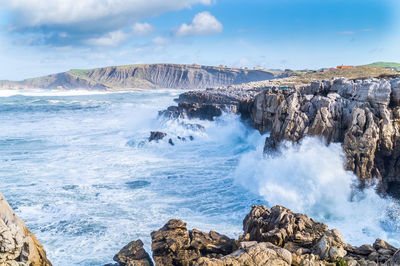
xmin=0 ymin=0 xmax=399 ymax=80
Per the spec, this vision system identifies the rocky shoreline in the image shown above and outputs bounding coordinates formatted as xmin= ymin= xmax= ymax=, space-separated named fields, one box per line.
xmin=161 ymin=77 xmax=400 ymax=197
xmin=110 ymin=205 xmax=400 ymax=266
xmin=0 ymin=193 xmax=51 ymax=266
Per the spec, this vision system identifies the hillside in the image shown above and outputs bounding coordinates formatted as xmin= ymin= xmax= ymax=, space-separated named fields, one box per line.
xmin=0 ymin=64 xmax=278 ymax=90
xmin=225 ymin=65 xmax=399 ymax=89
xmin=368 ymin=62 xmax=400 ymax=71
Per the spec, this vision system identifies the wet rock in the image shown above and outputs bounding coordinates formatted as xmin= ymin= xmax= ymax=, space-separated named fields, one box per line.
xmin=159 ymin=88 xmax=260 ymax=121
xmin=248 ymin=77 xmax=400 ymax=195
xmin=0 ymin=192 xmax=52 ymax=266
xmin=113 ymin=240 xmax=153 ymax=266
xmin=149 ymin=132 xmax=167 ymax=142
xmin=194 ymin=241 xmax=292 ymax=266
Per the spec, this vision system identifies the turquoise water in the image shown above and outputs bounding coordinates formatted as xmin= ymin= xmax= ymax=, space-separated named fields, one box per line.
xmin=0 ymin=89 xmax=399 ymax=265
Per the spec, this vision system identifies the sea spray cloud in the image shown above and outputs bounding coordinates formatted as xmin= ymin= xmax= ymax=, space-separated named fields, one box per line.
xmin=233 ymin=137 xmax=400 ymax=246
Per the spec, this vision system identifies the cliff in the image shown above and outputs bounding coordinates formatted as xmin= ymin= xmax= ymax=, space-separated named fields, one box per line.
xmin=0 ymin=193 xmax=51 ymax=266
xmin=0 ymin=64 xmax=278 ymax=90
xmin=160 ymin=77 xmax=400 ymax=197
xmin=111 ymin=205 xmax=400 ymax=265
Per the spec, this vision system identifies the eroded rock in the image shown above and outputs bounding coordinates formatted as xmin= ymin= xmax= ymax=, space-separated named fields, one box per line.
xmin=0 ymin=192 xmax=52 ymax=266
xmin=113 ymin=240 xmax=153 ymax=266
xmin=150 ymin=219 xmax=236 ymax=266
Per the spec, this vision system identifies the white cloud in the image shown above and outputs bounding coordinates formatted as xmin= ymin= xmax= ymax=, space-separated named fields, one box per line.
xmin=132 ymin=22 xmax=155 ymax=36
xmin=85 ymin=30 xmax=130 ymax=46
xmin=152 ymin=36 xmax=169 ymax=46
xmin=1 ymin=0 xmax=212 ymax=31
xmin=176 ymin=11 xmax=223 ymax=37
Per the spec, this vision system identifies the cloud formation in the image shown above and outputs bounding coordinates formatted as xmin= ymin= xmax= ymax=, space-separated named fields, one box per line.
xmin=1 ymin=0 xmax=212 ymax=45
xmin=85 ymin=30 xmax=130 ymax=46
xmin=132 ymin=22 xmax=155 ymax=36
xmin=176 ymin=11 xmax=223 ymax=37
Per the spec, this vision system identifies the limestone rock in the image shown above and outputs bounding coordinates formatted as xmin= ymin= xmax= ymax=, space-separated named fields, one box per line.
xmin=113 ymin=240 xmax=153 ymax=266
xmin=151 ymin=219 xmax=236 ymax=266
xmin=194 ymin=241 xmax=292 ymax=266
xmin=243 ymin=205 xmax=327 ymax=248
xmin=312 ymin=229 xmax=347 ymax=262
xmin=247 ymin=77 xmax=400 ymax=195
xmin=0 ymin=193 xmax=51 ymax=266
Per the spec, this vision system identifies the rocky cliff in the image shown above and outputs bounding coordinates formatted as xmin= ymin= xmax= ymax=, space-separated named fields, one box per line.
xmin=161 ymin=77 xmax=400 ymax=197
xmin=0 ymin=64 xmax=278 ymax=90
xmin=0 ymin=193 xmax=51 ymax=266
xmin=111 ymin=205 xmax=400 ymax=265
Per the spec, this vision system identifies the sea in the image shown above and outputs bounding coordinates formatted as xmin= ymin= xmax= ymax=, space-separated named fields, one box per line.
xmin=0 ymin=89 xmax=399 ymax=265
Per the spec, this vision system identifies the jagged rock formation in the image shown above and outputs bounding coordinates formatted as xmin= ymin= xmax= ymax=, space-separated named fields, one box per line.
xmin=113 ymin=240 xmax=153 ymax=266
xmin=161 ymin=77 xmax=400 ymax=196
xmin=250 ymin=77 xmax=400 ymax=194
xmin=0 ymin=193 xmax=51 ymax=266
xmin=113 ymin=205 xmax=400 ymax=265
xmin=150 ymin=219 xmax=236 ymax=265
xmin=0 ymin=64 xmax=278 ymax=90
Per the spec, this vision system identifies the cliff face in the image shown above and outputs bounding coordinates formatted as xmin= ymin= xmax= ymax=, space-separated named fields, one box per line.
xmin=160 ymin=77 xmax=400 ymax=197
xmin=250 ymin=78 xmax=400 ymax=195
xmin=0 ymin=193 xmax=51 ymax=266
xmin=0 ymin=64 xmax=277 ymax=90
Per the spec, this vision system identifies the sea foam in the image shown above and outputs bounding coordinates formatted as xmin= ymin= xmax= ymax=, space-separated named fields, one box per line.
xmin=234 ymin=137 xmax=400 ymax=246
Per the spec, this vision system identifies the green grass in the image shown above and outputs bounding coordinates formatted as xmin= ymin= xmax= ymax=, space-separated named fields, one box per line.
xmin=368 ymin=62 xmax=400 ymax=71
xmin=68 ymin=69 xmax=92 ymax=76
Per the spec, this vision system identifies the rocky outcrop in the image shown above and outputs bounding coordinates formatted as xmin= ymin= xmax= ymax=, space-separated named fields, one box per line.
xmin=0 ymin=64 xmax=278 ymax=90
xmin=149 ymin=132 xmax=167 ymax=142
xmin=163 ymin=77 xmax=400 ymax=196
xmin=195 ymin=241 xmax=292 ymax=266
xmin=159 ymin=88 xmax=258 ymax=120
xmin=0 ymin=192 xmax=52 ymax=266
xmin=249 ymin=77 xmax=400 ymax=194
xmin=113 ymin=240 xmax=153 ymax=266
xmin=150 ymin=219 xmax=236 ymax=266
xmin=114 ymin=205 xmax=400 ymax=265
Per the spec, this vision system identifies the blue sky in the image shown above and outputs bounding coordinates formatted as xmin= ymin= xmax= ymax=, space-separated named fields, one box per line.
xmin=0 ymin=0 xmax=399 ymax=80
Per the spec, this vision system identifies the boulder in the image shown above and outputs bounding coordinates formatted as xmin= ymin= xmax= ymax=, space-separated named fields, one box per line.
xmin=312 ymin=229 xmax=347 ymax=262
xmin=243 ymin=205 xmax=327 ymax=248
xmin=149 ymin=132 xmax=167 ymax=142
xmin=113 ymin=240 xmax=153 ymax=266
xmin=151 ymin=219 xmax=236 ymax=266
xmin=0 ymin=192 xmax=52 ymax=266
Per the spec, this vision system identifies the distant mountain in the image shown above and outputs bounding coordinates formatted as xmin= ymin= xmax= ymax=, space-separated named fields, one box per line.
xmin=0 ymin=64 xmax=279 ymax=90
xmin=367 ymin=62 xmax=400 ymax=72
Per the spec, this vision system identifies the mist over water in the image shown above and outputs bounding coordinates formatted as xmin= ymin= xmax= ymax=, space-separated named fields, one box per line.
xmin=234 ymin=137 xmax=400 ymax=247
xmin=0 ymin=89 xmax=399 ymax=265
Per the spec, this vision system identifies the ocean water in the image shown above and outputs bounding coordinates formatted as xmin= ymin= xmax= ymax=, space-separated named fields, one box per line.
xmin=0 ymin=89 xmax=399 ymax=265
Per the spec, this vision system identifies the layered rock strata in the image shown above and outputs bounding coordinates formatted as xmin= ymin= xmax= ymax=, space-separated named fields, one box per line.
xmin=113 ymin=205 xmax=400 ymax=265
xmin=0 ymin=193 xmax=51 ymax=266
xmin=162 ymin=77 xmax=400 ymax=195
xmin=0 ymin=64 xmax=278 ymax=90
